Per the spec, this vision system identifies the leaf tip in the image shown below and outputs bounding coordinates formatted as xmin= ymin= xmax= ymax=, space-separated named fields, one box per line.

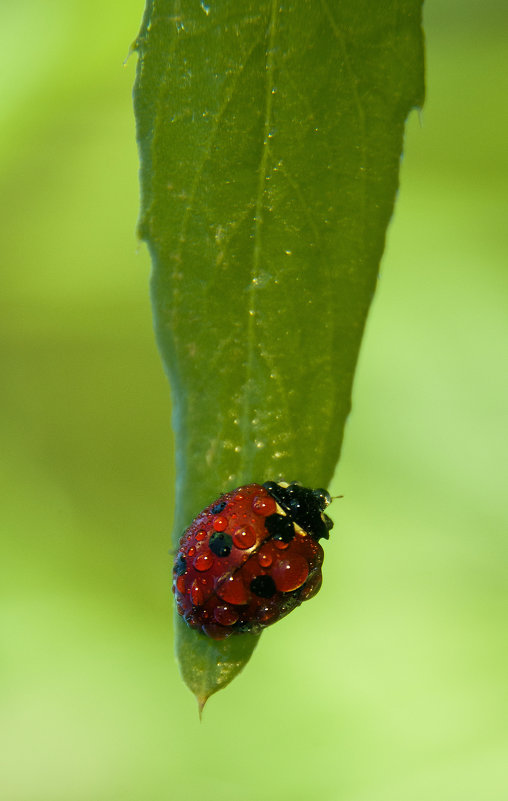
xmin=197 ymin=695 xmax=208 ymax=721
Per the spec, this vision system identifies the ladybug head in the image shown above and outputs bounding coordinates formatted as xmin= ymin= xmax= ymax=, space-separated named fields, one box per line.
xmin=263 ymin=481 xmax=334 ymax=540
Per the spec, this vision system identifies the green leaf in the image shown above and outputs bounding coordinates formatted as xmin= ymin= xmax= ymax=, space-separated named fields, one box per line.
xmin=133 ymin=0 xmax=424 ymax=708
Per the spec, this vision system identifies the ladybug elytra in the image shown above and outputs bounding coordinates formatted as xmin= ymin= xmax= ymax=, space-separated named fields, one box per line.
xmin=172 ymin=481 xmax=333 ymax=639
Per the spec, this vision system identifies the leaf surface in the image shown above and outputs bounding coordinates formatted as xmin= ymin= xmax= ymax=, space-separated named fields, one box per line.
xmin=133 ymin=0 xmax=424 ymax=707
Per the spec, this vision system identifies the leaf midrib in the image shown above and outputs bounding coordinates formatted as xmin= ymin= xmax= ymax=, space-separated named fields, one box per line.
xmin=241 ymin=0 xmax=279 ymax=478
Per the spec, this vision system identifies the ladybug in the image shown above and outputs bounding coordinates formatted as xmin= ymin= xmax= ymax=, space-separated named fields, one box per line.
xmin=172 ymin=481 xmax=333 ymax=639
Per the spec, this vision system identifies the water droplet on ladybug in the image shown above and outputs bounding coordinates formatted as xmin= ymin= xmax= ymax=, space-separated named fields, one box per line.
xmin=257 ymin=548 xmax=273 ymax=568
xmin=194 ymin=552 xmax=214 ymax=571
xmin=272 ymin=555 xmax=309 ymax=592
xmin=213 ymin=515 xmax=228 ymax=532
xmin=252 ymin=495 xmax=276 ymax=516
xmin=187 ymin=545 xmax=196 ymax=557
xmin=217 ymin=574 xmax=248 ymax=605
xmin=213 ymin=604 xmax=239 ymax=626
xmin=232 ymin=524 xmax=257 ymax=550
xmin=274 ymin=539 xmax=289 ymax=550
xmin=176 ymin=575 xmax=186 ymax=594
xmin=196 ymin=530 xmax=206 ymax=541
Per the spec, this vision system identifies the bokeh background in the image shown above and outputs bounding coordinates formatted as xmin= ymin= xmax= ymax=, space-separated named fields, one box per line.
xmin=1 ymin=1 xmax=507 ymax=799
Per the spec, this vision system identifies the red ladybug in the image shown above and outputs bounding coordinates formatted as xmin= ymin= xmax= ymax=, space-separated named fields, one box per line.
xmin=172 ymin=481 xmax=333 ymax=639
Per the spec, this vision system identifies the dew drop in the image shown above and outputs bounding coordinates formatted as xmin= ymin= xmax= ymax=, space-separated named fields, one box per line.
xmin=194 ymin=552 xmax=214 ymax=572
xmin=252 ymin=495 xmax=276 ymax=516
xmin=187 ymin=545 xmax=196 ymax=557
xmin=213 ymin=515 xmax=228 ymax=532
xmin=176 ymin=575 xmax=186 ymax=594
xmin=196 ymin=531 xmax=206 ymax=541
xmin=217 ymin=574 xmax=248 ymax=605
xmin=257 ymin=549 xmax=273 ymax=568
xmin=213 ymin=604 xmax=239 ymax=626
xmin=274 ymin=539 xmax=289 ymax=550
xmin=232 ymin=525 xmax=257 ymax=550
xmin=272 ymin=555 xmax=309 ymax=592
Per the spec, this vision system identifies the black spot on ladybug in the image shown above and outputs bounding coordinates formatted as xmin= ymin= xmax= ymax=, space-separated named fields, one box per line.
xmin=250 ymin=575 xmax=277 ymax=598
xmin=174 ymin=554 xmax=186 ymax=576
xmin=265 ymin=513 xmax=295 ymax=543
xmin=209 ymin=531 xmax=233 ymax=557
xmin=211 ymin=500 xmax=227 ymax=514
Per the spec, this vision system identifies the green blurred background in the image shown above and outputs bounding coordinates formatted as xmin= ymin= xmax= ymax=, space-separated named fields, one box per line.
xmin=1 ymin=1 xmax=507 ymax=799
